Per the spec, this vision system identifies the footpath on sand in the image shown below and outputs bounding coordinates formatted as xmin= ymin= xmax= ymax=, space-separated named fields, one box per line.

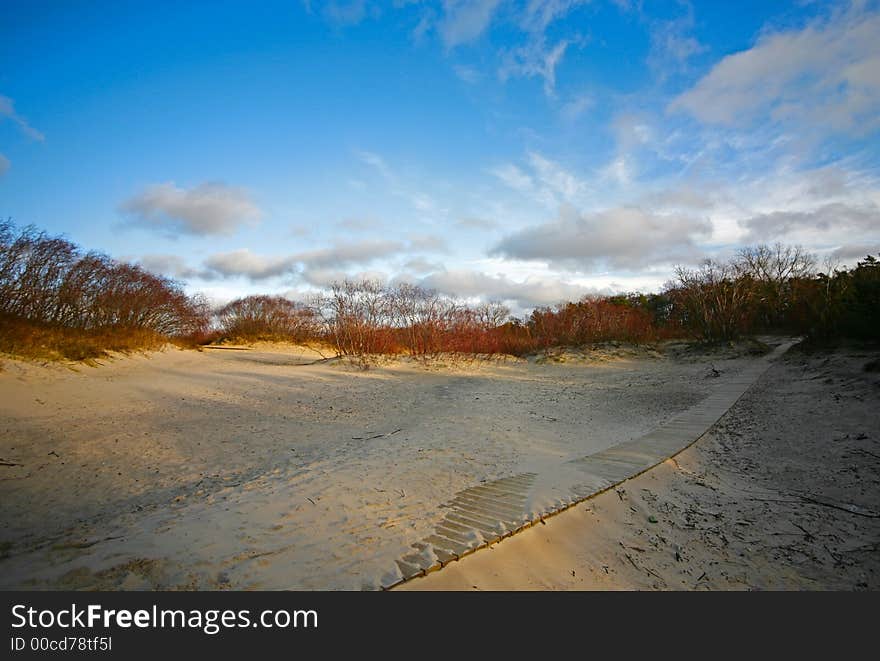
xmin=388 ymin=340 xmax=798 ymax=588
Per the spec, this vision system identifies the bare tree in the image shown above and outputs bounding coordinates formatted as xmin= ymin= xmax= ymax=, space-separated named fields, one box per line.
xmin=317 ymin=279 xmax=395 ymax=364
xmin=736 ymin=243 xmax=815 ymax=282
xmin=475 ymin=300 xmax=510 ymax=329
xmin=735 ymin=243 xmax=816 ymax=329
xmin=671 ymin=259 xmax=754 ymax=341
xmin=388 ymin=283 xmax=458 ymax=360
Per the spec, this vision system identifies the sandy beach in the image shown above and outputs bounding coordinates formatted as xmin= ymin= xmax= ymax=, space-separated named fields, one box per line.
xmin=399 ymin=345 xmax=880 ymax=590
xmin=0 ymin=340 xmax=800 ymax=590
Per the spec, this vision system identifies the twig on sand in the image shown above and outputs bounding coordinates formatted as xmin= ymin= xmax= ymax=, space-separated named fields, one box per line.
xmin=306 ymin=497 xmax=316 ymax=505
xmin=846 ymin=542 xmax=880 ymax=554
xmin=619 ymin=541 xmax=647 ymax=553
xmin=824 ymin=545 xmax=845 ymax=565
xmin=624 ymin=552 xmax=640 ymax=571
xmin=352 ymin=429 xmax=402 ymax=441
xmin=55 ymin=535 xmax=123 ymax=550
xmin=624 ymin=551 xmax=664 ymax=581
xmin=799 ymin=494 xmax=880 ymax=518
xmin=747 ymin=497 xmax=800 ymax=504
xmin=0 ymin=460 xmax=23 ymax=467
xmin=791 ymin=521 xmax=815 ymax=542
xmin=850 ymin=448 xmax=880 ymax=461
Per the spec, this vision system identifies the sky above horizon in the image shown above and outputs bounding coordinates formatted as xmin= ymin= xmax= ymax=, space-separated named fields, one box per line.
xmin=2 ymin=0 xmax=879 ymax=314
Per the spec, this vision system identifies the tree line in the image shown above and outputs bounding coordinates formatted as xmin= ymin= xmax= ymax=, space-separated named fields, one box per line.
xmin=1 ymin=220 xmax=877 ymax=362
xmin=217 ymin=244 xmax=879 ymax=362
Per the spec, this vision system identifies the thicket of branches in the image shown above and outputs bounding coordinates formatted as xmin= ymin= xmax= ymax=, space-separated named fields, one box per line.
xmin=311 ymin=281 xmax=518 ymax=361
xmin=216 ymin=295 xmax=318 ymax=343
xmin=0 ymin=220 xmax=209 ymax=359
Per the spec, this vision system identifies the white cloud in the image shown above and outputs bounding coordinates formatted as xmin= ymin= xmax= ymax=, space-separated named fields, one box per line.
xmin=831 ymin=242 xmax=880 ymax=263
xmin=491 ymin=152 xmax=587 ymax=207
xmin=742 ymin=201 xmax=880 ymax=243
xmin=499 ymin=37 xmax=568 ymax=96
xmin=324 ymin=0 xmax=368 ymax=25
xmin=417 ymin=267 xmax=596 ymax=310
xmin=636 ymin=162 xmax=880 ymax=254
xmin=403 ymin=257 xmax=446 ymax=273
xmin=453 ymin=64 xmax=482 ymax=83
xmin=492 ymin=203 xmax=712 ymax=270
xmin=356 ymin=149 xmax=396 ymax=183
xmin=497 ymin=1 xmax=592 ymax=95
xmin=520 ymin=0 xmax=589 ymax=33
xmin=410 ymin=191 xmax=438 ymax=213
xmin=204 ymin=249 xmax=296 ymax=280
xmin=637 ymin=186 xmax=719 ymax=212
xmin=670 ymin=6 xmax=880 ymax=134
xmin=300 ymin=268 xmax=350 ymax=286
xmin=356 ymin=149 xmax=443 ymax=216
xmin=290 ymin=225 xmax=314 ymax=238
xmin=599 ymin=156 xmax=631 ymax=186
xmin=646 ymin=11 xmax=706 ymax=80
xmin=0 ymin=95 xmax=45 ymax=142
xmin=456 ymin=216 xmax=498 ymax=230
xmin=528 ymin=151 xmax=585 ymax=200
xmin=198 ymin=237 xmax=442 ymax=282
xmin=560 ymin=94 xmax=593 ymax=122
xmin=120 ymin=182 xmax=261 ymax=237
xmin=302 ymin=267 xmax=389 ymax=287
xmin=490 ymin=163 xmax=534 ymax=193
xmin=597 ymin=113 xmax=653 ymax=186
xmin=137 ymin=254 xmax=208 ymax=281
xmin=336 ymin=217 xmax=383 ymax=232
xmin=411 ymin=12 xmax=433 ymax=42
xmin=408 ymin=234 xmax=448 ymax=252
xmin=438 ymin=0 xmax=502 ymax=47
xmin=611 ymin=113 xmax=652 ymax=149
xmin=295 ymin=239 xmax=405 ymax=268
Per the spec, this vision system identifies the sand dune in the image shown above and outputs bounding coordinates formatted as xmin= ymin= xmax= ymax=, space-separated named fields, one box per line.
xmin=0 ymin=340 xmax=807 ymax=589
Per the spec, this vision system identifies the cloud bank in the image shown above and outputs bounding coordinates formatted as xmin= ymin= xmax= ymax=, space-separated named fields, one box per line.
xmin=670 ymin=7 xmax=880 ymax=134
xmin=120 ymin=182 xmax=261 ymax=237
xmin=492 ymin=204 xmax=712 ymax=270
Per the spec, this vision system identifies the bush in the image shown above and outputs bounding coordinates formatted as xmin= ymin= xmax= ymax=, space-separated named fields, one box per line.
xmin=0 ymin=220 xmax=209 ymax=359
xmin=526 ymin=296 xmax=658 ymax=347
xmin=217 ymin=295 xmax=318 ymax=342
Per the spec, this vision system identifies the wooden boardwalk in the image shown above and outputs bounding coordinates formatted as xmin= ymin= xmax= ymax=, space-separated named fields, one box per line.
xmin=382 ymin=341 xmax=796 ymax=589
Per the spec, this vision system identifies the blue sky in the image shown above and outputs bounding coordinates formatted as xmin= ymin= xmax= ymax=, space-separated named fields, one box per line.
xmin=2 ymin=0 xmax=879 ymax=312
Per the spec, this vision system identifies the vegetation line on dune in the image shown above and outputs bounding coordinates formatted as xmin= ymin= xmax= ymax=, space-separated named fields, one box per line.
xmin=1 ymin=220 xmax=877 ymax=364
